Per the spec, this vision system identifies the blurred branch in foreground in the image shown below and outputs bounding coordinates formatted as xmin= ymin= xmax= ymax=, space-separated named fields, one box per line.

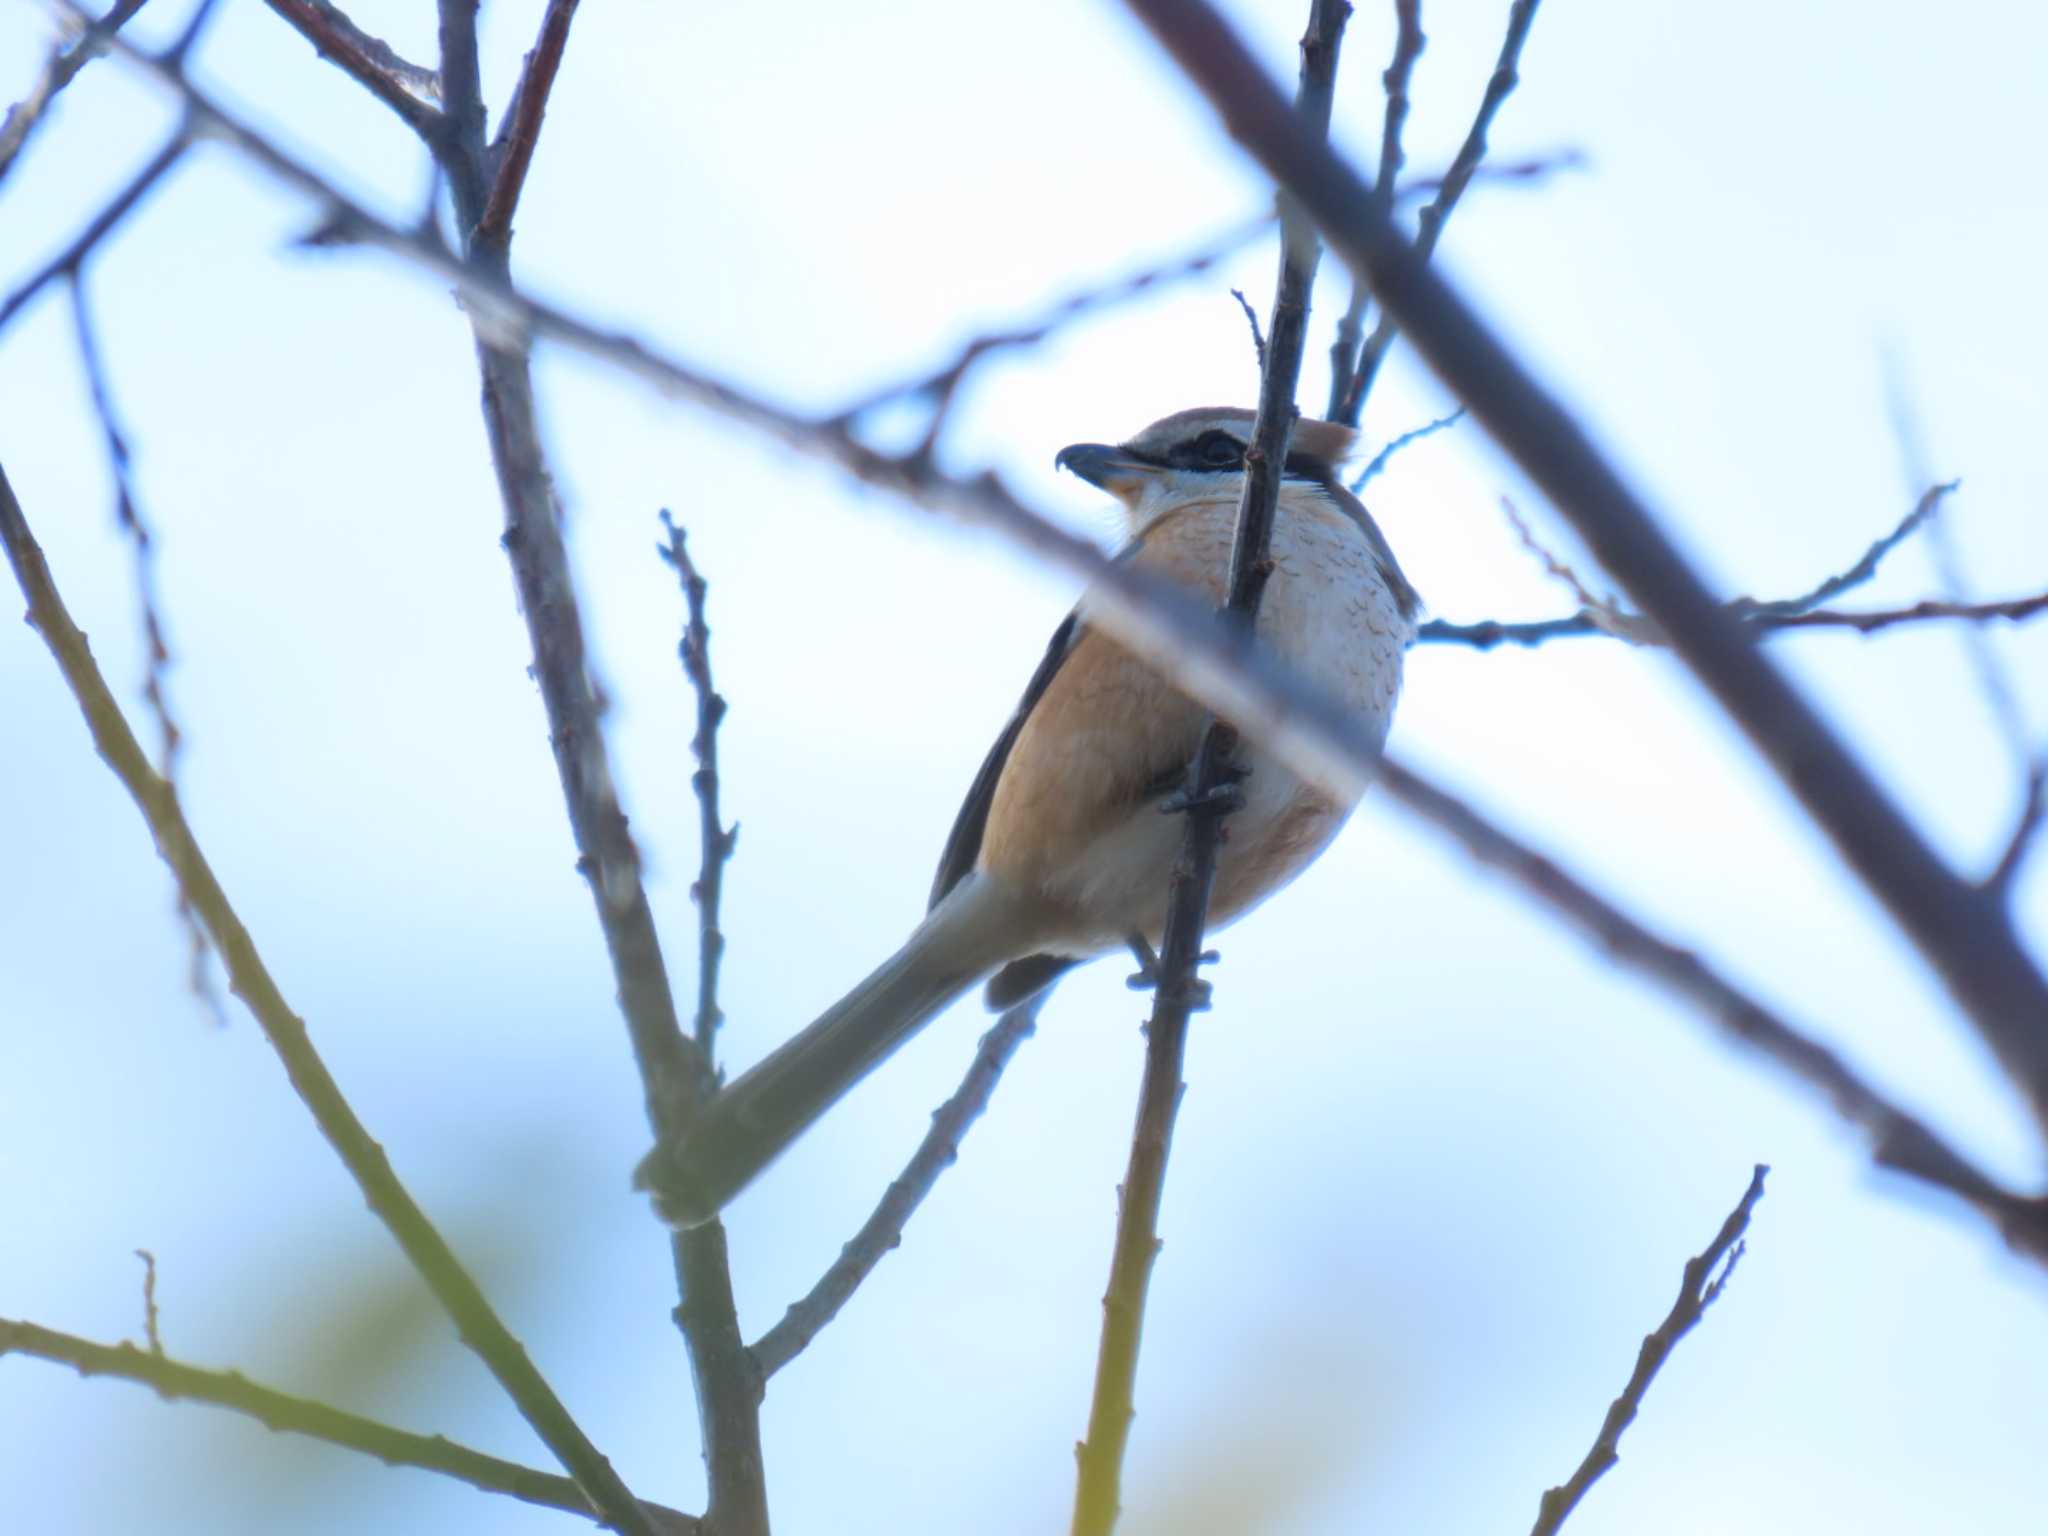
xmin=0 ymin=0 xmax=153 ymax=184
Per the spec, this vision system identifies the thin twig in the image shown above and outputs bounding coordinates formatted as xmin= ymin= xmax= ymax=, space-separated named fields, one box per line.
xmin=1349 ymin=405 xmax=1462 ymax=489
xmin=132 ymin=1249 xmax=162 ymax=1355
xmin=0 ymin=1317 xmax=699 ymax=1532
xmin=1229 ymin=286 xmax=1267 ymax=368
xmin=64 ymin=19 xmax=2048 ymax=1197
xmin=751 ymin=998 xmax=1044 ymax=1379
xmin=1733 ymin=481 xmax=1955 ymax=619
xmin=1121 ymin=0 xmax=2048 ymax=1134
xmin=660 ymin=513 xmax=737 ymax=1054
xmin=0 ymin=0 xmax=153 ymax=185
xmin=1884 ymin=384 xmax=2048 ymax=900
xmin=1073 ymin=6 xmax=1346 ymax=1533
xmin=66 ymin=271 xmax=221 ymax=1018
xmin=1328 ymin=0 xmax=1420 ymax=421
xmin=1529 ymin=1167 xmax=1768 ymax=1536
xmin=1988 ymin=760 xmax=2048 ymax=898
xmin=1340 ymin=0 xmax=1545 ymax=423
xmin=475 ymin=0 xmax=579 ymax=245
xmin=1418 ymin=591 xmax=2048 ymax=649
xmin=834 ymin=214 xmax=1273 ymax=444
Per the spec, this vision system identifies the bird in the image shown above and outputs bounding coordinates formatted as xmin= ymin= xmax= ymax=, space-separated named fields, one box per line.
xmin=639 ymin=406 xmax=1420 ymax=1228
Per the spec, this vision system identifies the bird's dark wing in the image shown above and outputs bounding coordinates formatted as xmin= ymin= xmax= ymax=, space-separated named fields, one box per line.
xmin=928 ymin=611 xmax=1081 ymax=912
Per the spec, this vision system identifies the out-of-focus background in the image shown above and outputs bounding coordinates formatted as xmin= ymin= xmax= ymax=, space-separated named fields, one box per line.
xmin=4 ymin=1 xmax=2046 ymax=1531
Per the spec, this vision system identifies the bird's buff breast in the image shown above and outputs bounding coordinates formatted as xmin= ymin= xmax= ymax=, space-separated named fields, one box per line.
xmin=977 ymin=489 xmax=1412 ymax=952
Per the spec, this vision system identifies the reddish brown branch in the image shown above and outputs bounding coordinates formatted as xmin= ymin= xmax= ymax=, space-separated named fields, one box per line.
xmin=262 ymin=0 xmax=441 ymax=138
xmin=475 ymin=0 xmax=580 ymax=246
xmin=1529 ymin=1167 xmax=1768 ymax=1535
xmin=0 ymin=1317 xmax=699 ymax=1532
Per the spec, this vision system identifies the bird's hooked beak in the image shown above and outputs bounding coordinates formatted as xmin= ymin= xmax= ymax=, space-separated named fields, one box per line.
xmin=1055 ymin=442 xmax=1156 ymax=497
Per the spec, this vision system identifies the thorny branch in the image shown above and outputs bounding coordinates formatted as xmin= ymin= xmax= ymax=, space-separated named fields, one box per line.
xmin=1072 ymin=4 xmax=1347 ymax=1532
xmin=1121 ymin=0 xmax=2048 ymax=1135
xmin=0 ymin=0 xmax=152 ymax=184
xmin=750 ymin=997 xmax=1045 ymax=1379
xmin=660 ymin=513 xmax=738 ymax=1055
xmin=1529 ymin=1166 xmax=1768 ymax=1536
xmin=1337 ymin=0 xmax=1544 ymax=424
xmin=0 ymin=1318 xmax=699 ymax=1533
xmin=0 ymin=466 xmax=660 ymax=1536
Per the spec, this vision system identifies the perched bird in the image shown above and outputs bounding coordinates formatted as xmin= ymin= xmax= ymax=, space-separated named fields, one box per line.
xmin=641 ymin=406 xmax=1420 ymax=1227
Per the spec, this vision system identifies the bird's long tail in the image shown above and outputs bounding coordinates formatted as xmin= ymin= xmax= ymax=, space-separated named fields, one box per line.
xmin=641 ymin=877 xmax=1026 ymax=1226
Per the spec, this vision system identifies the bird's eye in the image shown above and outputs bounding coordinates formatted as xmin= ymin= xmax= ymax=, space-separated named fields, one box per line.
xmin=1195 ymin=431 xmax=1243 ymax=467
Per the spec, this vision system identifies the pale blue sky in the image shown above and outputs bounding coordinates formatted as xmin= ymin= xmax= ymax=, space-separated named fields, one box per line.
xmin=3 ymin=2 xmax=2046 ymax=1532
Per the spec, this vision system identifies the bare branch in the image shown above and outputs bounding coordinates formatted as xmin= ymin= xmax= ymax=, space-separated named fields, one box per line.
xmin=475 ymin=0 xmax=579 ymax=246
xmin=1328 ymin=0 xmax=1420 ymax=421
xmin=1340 ymin=0 xmax=1545 ymax=422
xmin=1074 ymin=4 xmax=1346 ymax=1531
xmin=131 ymin=1249 xmax=162 ymax=1356
xmin=1119 ymin=0 xmax=2048 ymax=1132
xmin=0 ymin=464 xmax=661 ymax=1536
xmin=659 ymin=513 xmax=738 ymax=1054
xmin=1228 ymin=285 xmax=1267 ymax=368
xmin=0 ymin=1317 xmax=700 ymax=1532
xmin=0 ymin=0 xmax=153 ymax=185
xmin=1529 ymin=1166 xmax=1768 ymax=1536
xmin=751 ymin=998 xmax=1043 ymax=1379
xmin=1419 ymin=590 xmax=2048 ymax=649
xmin=835 ymin=215 xmax=1272 ymax=446
xmin=1734 ymin=480 xmax=1955 ymax=619
xmin=1349 ymin=405 xmax=1462 ymax=490
xmin=66 ymin=269 xmax=220 ymax=1019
